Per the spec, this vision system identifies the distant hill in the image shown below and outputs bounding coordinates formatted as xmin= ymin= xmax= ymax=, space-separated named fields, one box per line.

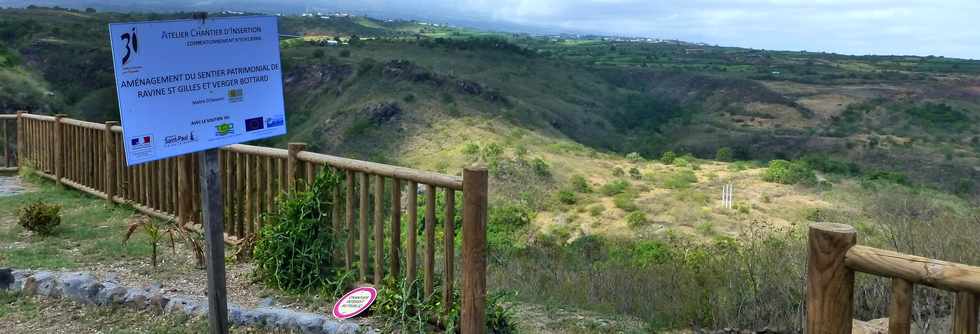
xmin=0 ymin=6 xmax=977 ymax=200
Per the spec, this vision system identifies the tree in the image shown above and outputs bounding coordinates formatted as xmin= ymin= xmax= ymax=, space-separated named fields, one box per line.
xmin=85 ymin=7 xmax=96 ymax=13
xmin=715 ymin=147 xmax=733 ymax=162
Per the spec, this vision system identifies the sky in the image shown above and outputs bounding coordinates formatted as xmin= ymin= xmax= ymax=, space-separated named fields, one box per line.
xmin=6 ymin=0 xmax=980 ymax=59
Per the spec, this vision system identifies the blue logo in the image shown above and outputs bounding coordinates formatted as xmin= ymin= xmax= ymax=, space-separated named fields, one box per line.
xmin=265 ymin=116 xmax=284 ymax=128
xmin=245 ymin=117 xmax=265 ymax=132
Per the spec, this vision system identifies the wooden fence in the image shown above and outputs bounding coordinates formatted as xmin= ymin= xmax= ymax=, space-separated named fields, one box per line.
xmin=0 ymin=114 xmax=15 ymax=170
xmin=807 ymin=223 xmax=980 ymax=334
xmin=10 ymin=112 xmax=489 ymax=333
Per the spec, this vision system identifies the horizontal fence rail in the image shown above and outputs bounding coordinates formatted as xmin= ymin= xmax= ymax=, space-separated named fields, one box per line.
xmin=807 ymin=223 xmax=980 ymax=334
xmin=11 ymin=112 xmax=489 ymax=333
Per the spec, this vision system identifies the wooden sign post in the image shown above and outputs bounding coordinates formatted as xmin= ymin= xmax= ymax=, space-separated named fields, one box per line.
xmin=199 ymin=149 xmax=228 ymax=334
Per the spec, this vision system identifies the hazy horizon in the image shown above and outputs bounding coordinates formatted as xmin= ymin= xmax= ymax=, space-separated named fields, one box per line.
xmin=3 ymin=0 xmax=979 ymax=60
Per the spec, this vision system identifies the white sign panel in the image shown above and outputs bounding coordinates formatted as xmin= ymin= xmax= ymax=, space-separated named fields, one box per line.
xmin=109 ymin=16 xmax=286 ymax=166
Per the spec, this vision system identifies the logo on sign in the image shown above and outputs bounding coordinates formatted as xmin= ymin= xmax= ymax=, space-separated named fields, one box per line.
xmin=215 ymin=123 xmax=235 ymax=136
xmin=332 ymin=287 xmax=377 ymax=320
xmin=119 ymin=27 xmax=139 ymax=66
xmin=265 ymin=116 xmax=284 ymax=128
xmin=228 ymin=88 xmax=244 ymax=103
xmin=245 ymin=117 xmax=265 ymax=132
xmin=164 ymin=132 xmax=197 ymax=147
xmin=130 ymin=135 xmax=151 ymax=147
xmin=128 ymin=134 xmax=154 ymax=158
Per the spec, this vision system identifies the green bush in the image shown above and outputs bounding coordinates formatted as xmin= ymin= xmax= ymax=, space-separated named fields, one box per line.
xmin=530 ymin=157 xmax=551 ymax=177
xmin=800 ymin=154 xmax=860 ymax=175
xmin=17 ymin=201 xmax=61 ymax=236
xmin=715 ymin=147 xmax=733 ymax=162
xmin=599 ymin=179 xmax=630 ymax=196
xmin=626 ymin=152 xmax=644 ymax=162
xmin=254 ymin=169 xmax=348 ymax=292
xmin=625 ymin=211 xmax=648 ymax=227
xmin=588 ymin=205 xmax=605 ymax=217
xmin=863 ymin=170 xmax=910 ymax=186
xmin=570 ymin=175 xmax=591 ymax=193
xmin=557 ymin=189 xmax=577 ymax=205
xmin=612 ymin=167 xmax=625 ymax=177
xmin=462 ymin=142 xmax=480 ymax=156
xmin=375 ymin=277 xmax=516 ymax=333
xmin=663 ymin=170 xmax=698 ymax=189
xmin=660 ymin=151 xmax=677 ymax=165
xmin=488 ymin=203 xmax=533 ymax=251
xmin=762 ymin=160 xmax=816 ymax=185
xmin=613 ymin=193 xmax=638 ymax=212
xmin=482 ymin=143 xmax=503 ymax=162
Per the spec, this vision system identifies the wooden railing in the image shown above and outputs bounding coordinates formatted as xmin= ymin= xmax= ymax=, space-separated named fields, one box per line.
xmin=0 ymin=114 xmax=15 ymax=170
xmin=807 ymin=223 xmax=980 ymax=334
xmin=12 ymin=112 xmax=489 ymax=333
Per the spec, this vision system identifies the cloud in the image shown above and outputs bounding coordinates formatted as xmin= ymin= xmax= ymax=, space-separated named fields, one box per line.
xmin=375 ymin=0 xmax=979 ymax=59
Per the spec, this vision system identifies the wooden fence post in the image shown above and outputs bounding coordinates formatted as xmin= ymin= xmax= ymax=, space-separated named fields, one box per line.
xmin=3 ymin=116 xmax=8 ymax=167
xmin=15 ymin=111 xmax=23 ymax=167
xmin=104 ymin=122 xmax=118 ymax=206
xmin=53 ymin=114 xmax=65 ymax=184
xmin=889 ymin=278 xmax=913 ymax=334
xmin=287 ymin=143 xmax=305 ymax=191
xmin=953 ymin=291 xmax=978 ymax=334
xmin=199 ymin=149 xmax=229 ymax=334
xmin=461 ymin=167 xmax=488 ymax=334
xmin=806 ymin=223 xmax=857 ymax=334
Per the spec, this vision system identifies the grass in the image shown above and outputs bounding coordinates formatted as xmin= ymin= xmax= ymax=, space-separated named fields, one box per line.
xmin=0 ymin=175 xmax=152 ymax=269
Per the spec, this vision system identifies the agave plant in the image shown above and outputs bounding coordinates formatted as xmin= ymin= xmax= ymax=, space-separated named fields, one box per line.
xmin=124 ymin=215 xmax=205 ymax=269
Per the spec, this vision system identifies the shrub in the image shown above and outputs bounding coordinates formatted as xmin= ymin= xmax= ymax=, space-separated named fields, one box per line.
xmin=530 ymin=158 xmax=551 ymax=177
xmin=612 ymin=167 xmax=625 ymax=177
xmin=599 ymin=179 xmax=630 ymax=196
xmin=254 ymin=169 xmax=347 ymax=291
xmin=628 ymin=167 xmax=642 ymax=179
xmin=482 ymin=143 xmax=503 ymax=162
xmin=462 ymin=142 xmax=480 ymax=156
xmin=733 ymin=202 xmax=751 ymax=214
xmin=588 ymin=205 xmax=605 ymax=217
xmin=402 ymin=93 xmax=416 ymax=103
xmin=762 ymin=160 xmax=816 ymax=185
xmin=570 ymin=175 xmax=591 ymax=193
xmin=17 ymin=201 xmax=61 ymax=236
xmin=863 ymin=170 xmax=910 ymax=186
xmin=557 ymin=190 xmax=577 ymax=205
xmin=663 ymin=170 xmax=698 ymax=189
xmin=375 ymin=277 xmax=516 ymax=333
xmin=660 ymin=151 xmax=677 ymax=165
xmin=715 ymin=147 xmax=733 ymax=162
xmin=613 ymin=193 xmax=638 ymax=212
xmin=626 ymin=152 xmax=644 ymax=162
xmin=625 ymin=211 xmax=648 ymax=227
xmin=800 ymin=154 xmax=860 ymax=175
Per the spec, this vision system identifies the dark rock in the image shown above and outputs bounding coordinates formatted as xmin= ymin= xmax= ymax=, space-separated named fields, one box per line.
xmin=456 ymin=79 xmax=483 ymax=95
xmin=0 ymin=268 xmax=12 ymax=290
xmin=365 ymin=102 xmax=402 ymax=125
